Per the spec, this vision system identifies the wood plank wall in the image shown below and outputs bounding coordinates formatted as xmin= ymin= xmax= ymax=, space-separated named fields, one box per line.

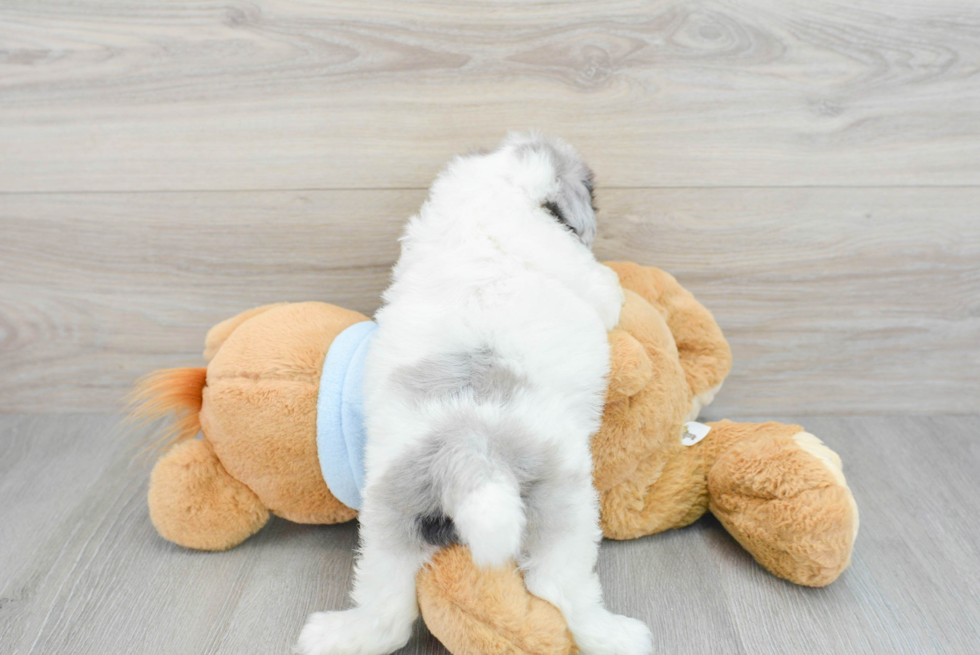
xmin=2 ymin=1 xmax=978 ymax=414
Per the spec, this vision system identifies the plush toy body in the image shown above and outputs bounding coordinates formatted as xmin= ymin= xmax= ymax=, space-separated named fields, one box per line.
xmin=133 ymin=263 xmax=858 ymax=655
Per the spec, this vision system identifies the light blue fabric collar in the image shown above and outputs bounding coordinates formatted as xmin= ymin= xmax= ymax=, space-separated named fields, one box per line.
xmin=315 ymin=320 xmax=377 ymax=511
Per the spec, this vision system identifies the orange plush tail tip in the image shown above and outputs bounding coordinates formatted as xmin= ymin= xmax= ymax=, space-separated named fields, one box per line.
xmin=126 ymin=367 xmax=207 ymax=450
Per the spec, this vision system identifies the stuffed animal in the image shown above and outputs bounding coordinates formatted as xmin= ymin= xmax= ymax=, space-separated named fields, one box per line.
xmin=131 ymin=262 xmax=858 ymax=655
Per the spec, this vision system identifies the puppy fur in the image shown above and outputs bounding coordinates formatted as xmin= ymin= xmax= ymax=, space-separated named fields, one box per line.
xmin=296 ymin=133 xmax=652 ymax=655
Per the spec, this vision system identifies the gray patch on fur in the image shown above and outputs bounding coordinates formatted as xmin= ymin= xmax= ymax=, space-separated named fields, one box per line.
xmin=371 ymin=413 xmax=564 ymax=553
xmin=392 ymin=347 xmax=526 ymax=405
xmin=417 ymin=513 xmax=458 ymax=547
xmin=511 ymin=134 xmax=598 ymax=248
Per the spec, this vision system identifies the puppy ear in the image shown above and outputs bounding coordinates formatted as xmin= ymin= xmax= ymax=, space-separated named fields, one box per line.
xmin=506 ymin=132 xmax=598 ymax=248
xmin=542 ymin=200 xmax=571 ymax=231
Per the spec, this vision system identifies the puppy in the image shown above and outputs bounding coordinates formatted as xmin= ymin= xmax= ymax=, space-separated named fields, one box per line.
xmin=297 ymin=133 xmax=653 ymax=655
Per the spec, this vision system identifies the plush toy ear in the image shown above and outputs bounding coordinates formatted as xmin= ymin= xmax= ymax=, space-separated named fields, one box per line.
xmin=607 ymin=329 xmax=654 ymax=399
xmin=604 ymin=261 xmax=732 ymax=401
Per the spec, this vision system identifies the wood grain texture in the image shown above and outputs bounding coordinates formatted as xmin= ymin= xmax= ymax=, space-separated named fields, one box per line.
xmin=2 ymin=414 xmax=979 ymax=654
xmin=2 ymin=0 xmax=980 ymax=191
xmin=696 ymin=414 xmax=980 ymax=655
xmin=595 ymin=187 xmax=980 ymax=415
xmin=0 ymin=189 xmax=412 ymax=413
xmin=2 ymin=188 xmax=977 ymax=414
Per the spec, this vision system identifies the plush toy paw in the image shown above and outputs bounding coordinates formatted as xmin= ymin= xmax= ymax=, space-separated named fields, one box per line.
xmin=571 ymin=610 xmax=653 ymax=655
xmin=707 ymin=425 xmax=859 ymax=587
xmin=295 ymin=608 xmax=413 ymax=655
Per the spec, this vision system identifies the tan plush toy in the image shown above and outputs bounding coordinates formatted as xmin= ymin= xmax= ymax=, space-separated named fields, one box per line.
xmin=131 ymin=262 xmax=858 ymax=655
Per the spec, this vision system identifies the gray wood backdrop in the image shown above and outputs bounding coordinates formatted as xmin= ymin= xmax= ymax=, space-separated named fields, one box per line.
xmin=2 ymin=0 xmax=978 ymax=415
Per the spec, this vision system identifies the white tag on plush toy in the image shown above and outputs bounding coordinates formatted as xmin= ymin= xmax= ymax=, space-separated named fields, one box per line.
xmin=682 ymin=421 xmax=711 ymax=446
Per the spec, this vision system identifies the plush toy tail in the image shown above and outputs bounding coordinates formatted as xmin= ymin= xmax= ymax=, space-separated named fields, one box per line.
xmin=126 ymin=367 xmax=207 ymax=449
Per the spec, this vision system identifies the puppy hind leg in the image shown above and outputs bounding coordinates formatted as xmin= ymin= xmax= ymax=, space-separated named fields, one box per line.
xmin=521 ymin=481 xmax=652 ymax=655
xmin=296 ymin=510 xmax=426 ymax=655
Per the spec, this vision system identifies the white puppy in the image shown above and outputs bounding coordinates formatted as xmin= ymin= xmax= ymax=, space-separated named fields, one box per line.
xmin=297 ymin=133 xmax=653 ymax=655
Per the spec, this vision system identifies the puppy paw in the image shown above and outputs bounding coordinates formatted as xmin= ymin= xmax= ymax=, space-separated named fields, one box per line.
xmin=573 ymin=610 xmax=653 ymax=655
xmin=295 ymin=609 xmax=411 ymax=655
xmin=295 ymin=612 xmax=334 ymax=655
xmin=593 ymin=266 xmax=625 ymax=331
xmin=605 ymin=614 xmax=654 ymax=655
xmin=296 ymin=612 xmax=351 ymax=655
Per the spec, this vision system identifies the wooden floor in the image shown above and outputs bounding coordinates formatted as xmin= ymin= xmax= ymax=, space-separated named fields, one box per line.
xmin=1 ymin=413 xmax=977 ymax=655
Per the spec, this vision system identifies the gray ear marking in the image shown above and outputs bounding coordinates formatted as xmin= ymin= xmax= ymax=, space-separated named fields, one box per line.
xmin=542 ymin=200 xmax=574 ymax=233
xmin=583 ymin=170 xmax=597 ymax=212
xmin=507 ymin=132 xmax=598 ymax=248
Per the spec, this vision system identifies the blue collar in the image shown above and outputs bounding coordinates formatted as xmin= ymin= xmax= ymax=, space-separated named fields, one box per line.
xmin=315 ymin=320 xmax=377 ymax=510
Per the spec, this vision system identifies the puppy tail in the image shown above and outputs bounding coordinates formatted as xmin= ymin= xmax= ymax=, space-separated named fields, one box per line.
xmin=451 ymin=474 xmax=525 ymax=568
